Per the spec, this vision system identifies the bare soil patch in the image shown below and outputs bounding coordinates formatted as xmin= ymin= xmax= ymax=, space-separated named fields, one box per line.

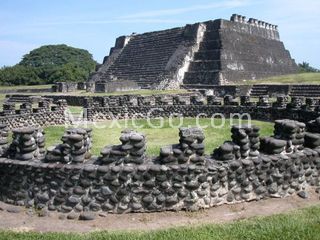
xmin=0 ymin=190 xmax=319 ymax=233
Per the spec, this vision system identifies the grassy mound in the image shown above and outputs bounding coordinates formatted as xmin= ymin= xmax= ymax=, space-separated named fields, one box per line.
xmin=238 ymin=72 xmax=320 ymax=85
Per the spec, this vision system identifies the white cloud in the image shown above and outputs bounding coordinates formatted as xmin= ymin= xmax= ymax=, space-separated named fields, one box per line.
xmin=28 ymin=18 xmax=186 ymax=26
xmin=26 ymin=0 xmax=250 ymax=27
xmin=3 ymin=0 xmax=250 ymax=27
xmin=119 ymin=0 xmax=250 ymax=19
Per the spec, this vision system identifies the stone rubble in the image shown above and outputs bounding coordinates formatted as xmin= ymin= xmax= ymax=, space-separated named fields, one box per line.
xmin=98 ymin=130 xmax=146 ymax=165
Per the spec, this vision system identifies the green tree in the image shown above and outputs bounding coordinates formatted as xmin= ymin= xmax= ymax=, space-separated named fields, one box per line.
xmin=299 ymin=62 xmax=319 ymax=73
xmin=0 ymin=44 xmax=97 ymax=85
xmin=0 ymin=65 xmax=41 ymax=85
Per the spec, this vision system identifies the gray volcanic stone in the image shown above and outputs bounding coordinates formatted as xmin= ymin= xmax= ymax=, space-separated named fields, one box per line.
xmin=2 ymin=114 xmax=320 ymax=215
xmin=98 ymin=129 xmax=146 ymax=165
xmin=159 ymin=127 xmax=205 ymax=165
xmin=45 ymin=127 xmax=92 ymax=164
xmin=260 ymin=137 xmax=286 ymax=154
xmin=67 ymin=212 xmax=79 ymax=220
xmin=38 ymin=209 xmax=49 ymax=217
xmin=213 ymin=141 xmax=240 ymax=161
xmin=6 ymin=206 xmax=21 ymax=213
xmin=297 ymin=191 xmax=308 ymax=199
xmin=79 ymin=212 xmax=96 ymax=221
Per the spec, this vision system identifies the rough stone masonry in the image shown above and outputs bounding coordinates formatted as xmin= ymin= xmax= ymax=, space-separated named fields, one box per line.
xmin=0 ymin=117 xmax=319 ymax=218
xmin=88 ymin=14 xmax=297 ymax=92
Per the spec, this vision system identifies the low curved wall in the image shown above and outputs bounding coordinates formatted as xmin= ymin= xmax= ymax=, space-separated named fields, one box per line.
xmin=0 ymin=109 xmax=67 ymax=129
xmin=0 ymin=99 xmax=68 ymax=129
xmin=0 ymin=151 xmax=318 ymax=213
xmin=87 ymin=105 xmax=320 ymax=123
xmin=0 ymin=118 xmax=319 ymax=216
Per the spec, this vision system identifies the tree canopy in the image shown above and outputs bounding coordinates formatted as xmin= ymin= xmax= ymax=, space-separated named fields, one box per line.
xmin=0 ymin=44 xmax=97 ymax=85
xmin=299 ymin=62 xmax=319 ymax=73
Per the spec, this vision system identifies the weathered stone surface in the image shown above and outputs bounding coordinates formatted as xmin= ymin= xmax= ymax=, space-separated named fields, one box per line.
xmin=0 ymin=116 xmax=319 ymax=216
xmin=159 ymin=127 xmax=205 ymax=165
xmin=297 ymin=191 xmax=308 ymax=199
xmin=88 ymin=14 xmax=296 ymax=91
xmin=79 ymin=212 xmax=95 ymax=221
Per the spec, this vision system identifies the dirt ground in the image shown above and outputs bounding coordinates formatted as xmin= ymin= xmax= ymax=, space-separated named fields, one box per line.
xmin=0 ymin=191 xmax=319 ymax=233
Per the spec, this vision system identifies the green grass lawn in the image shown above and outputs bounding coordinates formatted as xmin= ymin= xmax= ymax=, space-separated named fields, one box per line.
xmin=44 ymin=118 xmax=274 ymax=156
xmin=0 ymin=84 xmax=52 ymax=109
xmin=1 ymin=204 xmax=319 ymax=239
xmin=0 ymin=89 xmax=189 ymax=97
xmin=0 ymin=84 xmax=52 ymax=90
xmin=78 ymin=89 xmax=190 ymax=96
xmin=238 ymin=72 xmax=320 ymax=85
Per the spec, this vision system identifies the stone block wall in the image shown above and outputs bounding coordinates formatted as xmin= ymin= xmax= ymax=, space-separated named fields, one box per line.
xmin=85 ymin=94 xmax=320 ymax=124
xmin=0 ymin=98 xmax=68 ymax=129
xmin=89 ymin=24 xmax=200 ymax=90
xmin=0 ymin=117 xmax=319 ymax=215
xmin=52 ymin=82 xmax=86 ymax=93
xmin=87 ymin=14 xmax=297 ymax=89
xmin=94 ymin=80 xmax=140 ymax=93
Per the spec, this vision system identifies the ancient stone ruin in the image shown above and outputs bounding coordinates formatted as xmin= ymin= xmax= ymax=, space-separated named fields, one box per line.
xmin=0 ymin=116 xmax=319 ymax=218
xmin=83 ymin=94 xmax=320 ymax=123
xmin=88 ymin=14 xmax=297 ymax=92
xmin=0 ymin=97 xmax=69 ymax=129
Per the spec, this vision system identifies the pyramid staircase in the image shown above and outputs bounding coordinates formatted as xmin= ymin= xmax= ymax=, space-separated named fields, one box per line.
xmin=183 ymin=25 xmax=222 ymax=86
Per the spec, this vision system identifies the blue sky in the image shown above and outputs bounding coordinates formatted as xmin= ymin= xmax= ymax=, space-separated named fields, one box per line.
xmin=0 ymin=0 xmax=319 ymax=68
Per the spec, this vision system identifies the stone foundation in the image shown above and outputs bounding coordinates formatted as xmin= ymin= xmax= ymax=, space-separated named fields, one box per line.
xmin=0 ymin=98 xmax=68 ymax=129
xmin=0 ymin=117 xmax=319 ymax=214
xmin=84 ymin=94 xmax=320 ymax=123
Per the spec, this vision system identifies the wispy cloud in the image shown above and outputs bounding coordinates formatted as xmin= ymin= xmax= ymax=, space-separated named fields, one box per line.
xmin=29 ymin=18 xmax=186 ymax=27
xmin=28 ymin=0 xmax=250 ymax=27
xmin=119 ymin=0 xmax=249 ymax=19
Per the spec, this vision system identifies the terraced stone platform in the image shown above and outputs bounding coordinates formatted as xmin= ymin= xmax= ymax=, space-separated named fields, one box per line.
xmin=88 ymin=14 xmax=297 ymax=91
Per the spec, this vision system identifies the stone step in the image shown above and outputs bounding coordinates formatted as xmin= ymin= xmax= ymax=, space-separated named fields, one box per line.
xmin=188 ymin=60 xmax=221 ymax=71
xmin=99 ymin=27 xmax=188 ymax=83
xmin=107 ymin=66 xmax=165 ymax=72
xmin=289 ymin=93 xmax=320 ymax=97
xmin=291 ymin=90 xmax=320 ymax=93
xmin=199 ymin=40 xmax=222 ymax=51
xmin=101 ymin=72 xmax=164 ymax=78
xmin=183 ymin=70 xmax=220 ymax=85
xmin=291 ymin=87 xmax=320 ymax=90
xmin=194 ymin=50 xmax=221 ymax=61
xmin=203 ymin=30 xmax=220 ymax=39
